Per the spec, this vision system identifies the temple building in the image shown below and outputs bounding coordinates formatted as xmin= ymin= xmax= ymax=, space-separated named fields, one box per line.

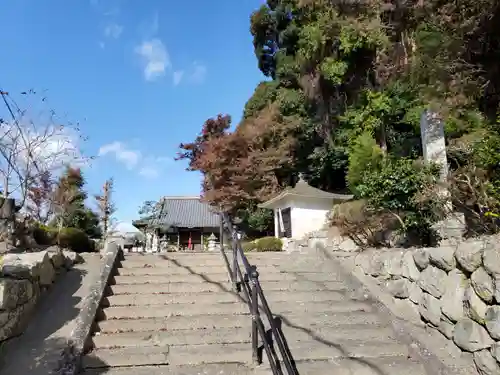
xmin=258 ymin=176 xmax=353 ymax=239
xmin=133 ymin=196 xmax=222 ymax=252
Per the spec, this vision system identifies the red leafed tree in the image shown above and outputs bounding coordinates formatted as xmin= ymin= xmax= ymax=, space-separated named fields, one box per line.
xmin=178 ymin=108 xmax=296 ymax=213
xmin=27 ymin=170 xmax=53 ymax=223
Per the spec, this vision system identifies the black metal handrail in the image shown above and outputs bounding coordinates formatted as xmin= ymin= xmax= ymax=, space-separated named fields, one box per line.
xmin=219 ymin=213 xmax=299 ymax=375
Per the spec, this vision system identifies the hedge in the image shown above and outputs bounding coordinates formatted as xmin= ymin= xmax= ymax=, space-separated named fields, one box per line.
xmin=240 ymin=237 xmax=283 ymax=252
xmin=33 ymin=225 xmax=58 ymax=246
xmin=57 ymin=227 xmax=94 ymax=253
xmin=255 ymin=236 xmax=283 ymax=252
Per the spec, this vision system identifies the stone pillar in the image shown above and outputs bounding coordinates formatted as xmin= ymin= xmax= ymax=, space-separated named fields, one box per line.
xmin=145 ymin=231 xmax=153 ymax=253
xmin=152 ymin=232 xmax=159 ymax=253
xmin=420 ymin=109 xmax=464 ymax=243
xmin=420 ymin=110 xmax=449 ymax=200
xmin=0 ymin=198 xmax=16 ymax=248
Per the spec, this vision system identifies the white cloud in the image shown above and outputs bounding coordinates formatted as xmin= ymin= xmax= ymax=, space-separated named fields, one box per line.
xmin=32 ymin=127 xmax=83 ymax=170
xmin=188 ymin=63 xmax=207 ymax=84
xmin=139 ymin=166 xmax=159 ymax=179
xmin=171 ymin=64 xmax=207 ymax=87
xmin=134 ymin=39 xmax=170 ymax=81
xmin=155 ymin=156 xmax=172 ymax=164
xmin=98 ymin=141 xmax=141 ymax=169
xmin=173 ymin=70 xmax=184 ymax=86
xmin=98 ymin=141 xmax=171 ymax=178
xmin=138 ymin=156 xmax=171 ymax=179
xmin=104 ymin=23 xmax=123 ymax=39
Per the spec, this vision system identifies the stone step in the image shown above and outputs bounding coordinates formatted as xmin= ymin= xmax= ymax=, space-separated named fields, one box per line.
xmin=83 ymin=341 xmax=409 ymax=368
xmin=121 ymin=257 xmax=288 ymax=268
xmin=116 ymin=265 xmax=280 ymax=276
xmin=113 ymin=272 xmax=297 ymax=284
xmin=82 ymin=356 xmax=427 ymax=375
xmin=92 ymin=325 xmax=396 ymax=349
xmin=102 ymin=303 xmax=248 ymax=319
xmin=109 ymin=280 xmax=347 ymax=295
xmin=290 ymin=357 xmax=427 ymax=375
xmin=98 ymin=314 xmax=251 ymax=333
xmin=101 ymin=300 xmax=372 ymax=320
xmin=124 ymin=252 xmax=289 ymax=261
xmin=277 ymin=272 xmax=344 ymax=282
xmin=97 ymin=311 xmax=386 ymax=334
xmin=83 ymin=363 xmax=259 ymax=375
xmin=105 ymin=290 xmax=347 ymax=306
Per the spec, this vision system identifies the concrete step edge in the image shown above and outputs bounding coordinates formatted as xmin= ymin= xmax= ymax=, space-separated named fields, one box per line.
xmin=91 ymin=325 xmax=397 ymax=349
xmin=104 ymin=290 xmax=347 ymax=306
xmin=100 ymin=301 xmax=372 ymax=320
xmin=83 ymin=341 xmax=410 ymax=368
xmin=96 ymin=311 xmax=386 ymax=333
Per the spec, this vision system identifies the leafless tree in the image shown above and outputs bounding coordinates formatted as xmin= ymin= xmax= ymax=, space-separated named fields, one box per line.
xmin=0 ymin=89 xmax=89 ymax=210
xmin=95 ymin=178 xmax=116 ymax=238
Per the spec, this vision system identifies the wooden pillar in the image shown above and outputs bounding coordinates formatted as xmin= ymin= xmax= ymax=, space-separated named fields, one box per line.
xmin=177 ymin=229 xmax=180 ymax=251
xmin=274 ymin=208 xmax=279 ymax=238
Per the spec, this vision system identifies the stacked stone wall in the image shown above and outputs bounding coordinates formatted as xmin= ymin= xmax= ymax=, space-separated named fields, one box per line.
xmin=355 ymin=236 xmax=500 ymax=374
xmin=0 ymin=248 xmax=83 ymax=341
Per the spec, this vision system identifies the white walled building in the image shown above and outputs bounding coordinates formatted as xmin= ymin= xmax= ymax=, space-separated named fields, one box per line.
xmin=259 ymin=176 xmax=353 ymax=240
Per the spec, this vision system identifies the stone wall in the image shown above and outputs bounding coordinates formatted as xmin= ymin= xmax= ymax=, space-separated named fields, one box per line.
xmin=285 ymin=229 xmax=360 ymax=253
xmin=355 ymin=236 xmax=500 ymax=374
xmin=0 ymin=247 xmax=83 ymax=342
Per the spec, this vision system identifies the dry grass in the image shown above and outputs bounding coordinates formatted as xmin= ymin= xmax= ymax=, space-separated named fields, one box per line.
xmin=329 ymin=199 xmax=401 ymax=247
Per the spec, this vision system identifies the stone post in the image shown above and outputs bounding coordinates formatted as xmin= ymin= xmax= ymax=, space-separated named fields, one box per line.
xmin=420 ymin=109 xmax=464 ymax=243
xmin=151 ymin=232 xmax=159 ymax=253
xmin=420 ymin=110 xmax=450 ymax=201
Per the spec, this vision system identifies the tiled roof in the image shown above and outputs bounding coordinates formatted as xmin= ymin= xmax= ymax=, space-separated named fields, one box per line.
xmin=259 ymin=175 xmax=353 ymax=209
xmin=151 ymin=197 xmax=220 ymax=228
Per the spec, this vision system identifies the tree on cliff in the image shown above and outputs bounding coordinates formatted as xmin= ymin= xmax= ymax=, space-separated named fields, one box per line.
xmin=180 ymin=0 xmax=500 ymax=237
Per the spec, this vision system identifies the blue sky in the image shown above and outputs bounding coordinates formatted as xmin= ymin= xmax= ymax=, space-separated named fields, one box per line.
xmin=0 ymin=0 xmax=266 ymax=222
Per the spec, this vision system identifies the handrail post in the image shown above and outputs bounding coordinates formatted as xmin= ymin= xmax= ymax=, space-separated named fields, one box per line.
xmin=233 ymin=241 xmax=240 ymax=292
xmin=249 ymin=265 xmax=260 ymax=365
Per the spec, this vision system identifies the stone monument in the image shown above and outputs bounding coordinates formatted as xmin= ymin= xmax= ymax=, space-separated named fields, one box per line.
xmin=420 ymin=109 xmax=465 ymax=243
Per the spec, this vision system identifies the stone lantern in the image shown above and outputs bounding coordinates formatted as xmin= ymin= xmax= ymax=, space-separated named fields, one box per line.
xmin=207 ymin=233 xmax=217 ymax=252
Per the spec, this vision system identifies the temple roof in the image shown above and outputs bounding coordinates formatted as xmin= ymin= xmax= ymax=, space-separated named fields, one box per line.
xmin=258 ymin=175 xmax=353 ymax=209
xmin=150 ymin=196 xmax=220 ymax=229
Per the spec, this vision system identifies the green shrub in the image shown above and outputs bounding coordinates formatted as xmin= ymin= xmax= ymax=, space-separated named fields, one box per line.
xmin=241 ymin=241 xmax=257 ymax=252
xmin=255 ymin=236 xmax=283 ymax=252
xmin=57 ymin=227 xmax=93 ymax=253
xmin=33 ymin=224 xmax=58 ymax=246
xmin=356 ymin=158 xmax=444 ymax=244
xmin=347 ymin=131 xmax=384 ymax=191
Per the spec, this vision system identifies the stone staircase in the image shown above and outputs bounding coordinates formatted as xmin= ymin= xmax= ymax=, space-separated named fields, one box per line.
xmin=81 ymin=251 xmax=431 ymax=375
